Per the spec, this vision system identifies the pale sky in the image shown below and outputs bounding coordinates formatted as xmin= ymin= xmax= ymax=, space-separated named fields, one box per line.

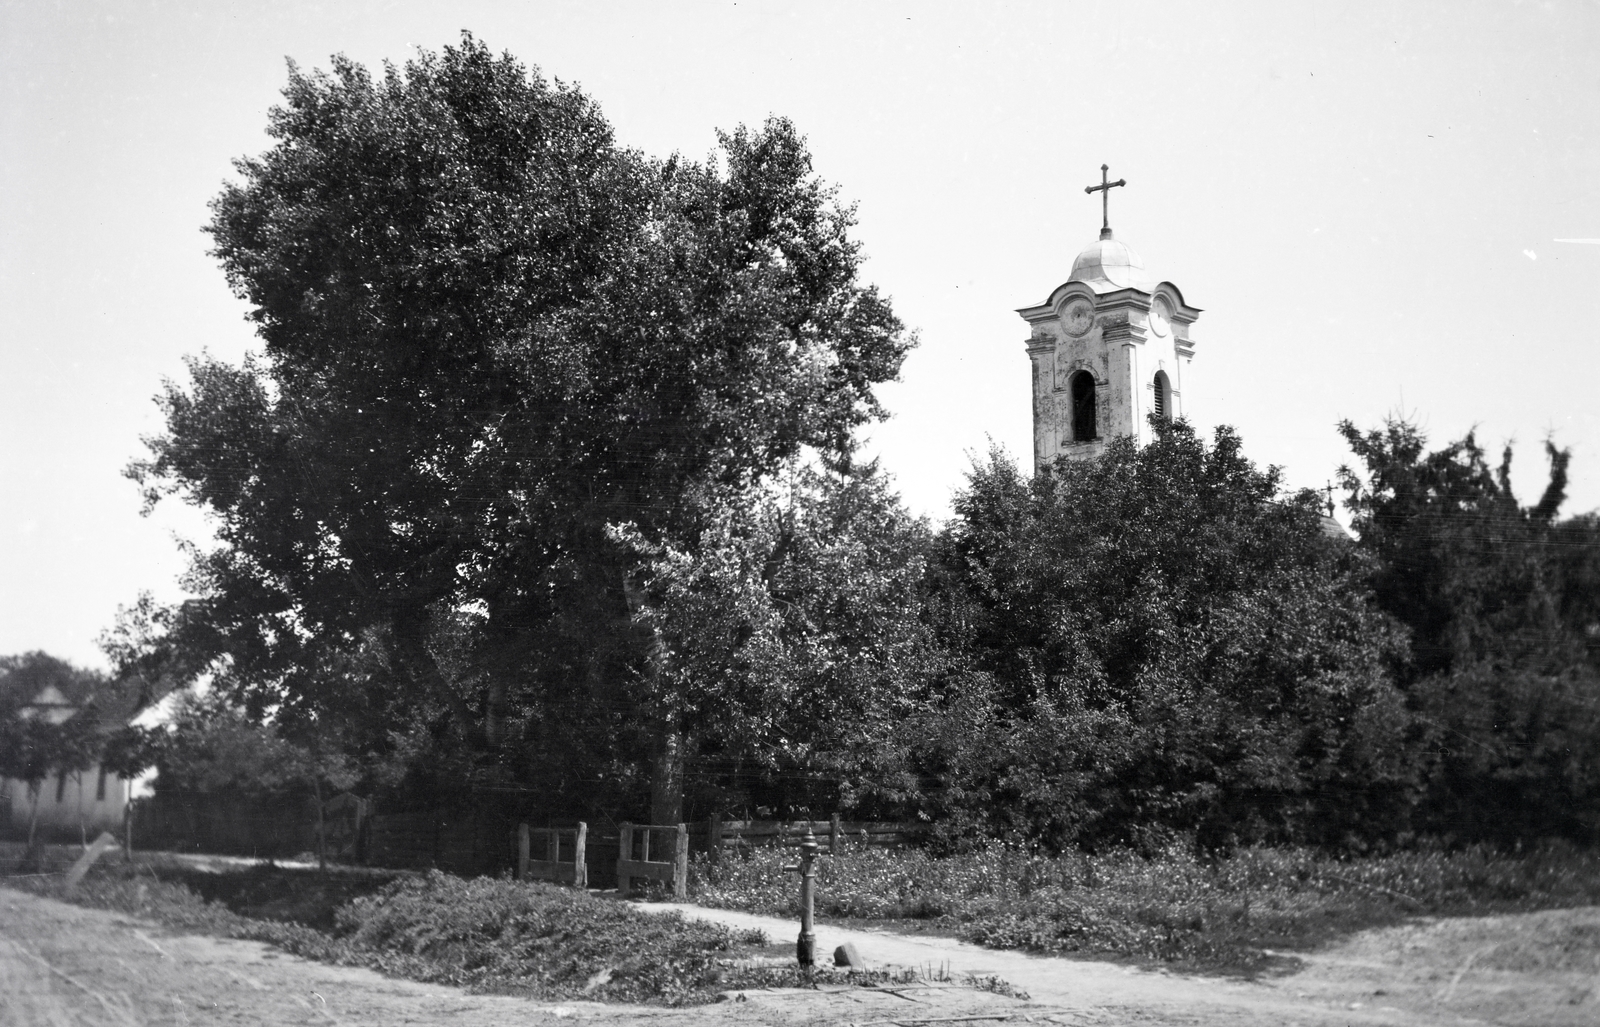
xmin=4 ymin=0 xmax=1598 ymax=670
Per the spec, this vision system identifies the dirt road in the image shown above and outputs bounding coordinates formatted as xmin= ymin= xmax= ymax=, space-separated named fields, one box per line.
xmin=0 ymin=887 xmax=1024 ymax=1027
xmin=3 ymin=884 xmax=1596 ymax=1026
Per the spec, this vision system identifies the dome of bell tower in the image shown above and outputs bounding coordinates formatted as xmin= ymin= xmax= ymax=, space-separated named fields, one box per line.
xmin=1068 ymin=228 xmax=1146 ymax=290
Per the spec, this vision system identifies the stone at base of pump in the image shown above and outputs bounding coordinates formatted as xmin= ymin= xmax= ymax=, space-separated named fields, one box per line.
xmin=833 ymin=942 xmax=865 ymax=968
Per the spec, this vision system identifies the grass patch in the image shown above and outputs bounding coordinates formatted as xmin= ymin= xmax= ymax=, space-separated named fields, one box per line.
xmin=0 ymin=849 xmax=836 ymax=1005
xmin=690 ymin=841 xmax=1600 ymax=975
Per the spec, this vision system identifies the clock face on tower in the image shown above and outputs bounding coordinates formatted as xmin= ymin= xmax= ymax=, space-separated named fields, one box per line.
xmin=1063 ymin=300 xmax=1094 ymax=337
xmin=1149 ymin=296 xmax=1172 ymax=338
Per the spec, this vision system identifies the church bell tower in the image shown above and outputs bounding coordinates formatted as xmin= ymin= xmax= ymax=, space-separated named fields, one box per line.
xmin=1017 ymin=166 xmax=1201 ymax=471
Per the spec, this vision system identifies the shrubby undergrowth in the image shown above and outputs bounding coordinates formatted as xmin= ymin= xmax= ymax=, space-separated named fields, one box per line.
xmin=328 ymin=870 xmax=771 ymax=1002
xmin=3 ymin=857 xmax=780 ymax=1004
xmin=692 ymin=841 xmax=1600 ymax=973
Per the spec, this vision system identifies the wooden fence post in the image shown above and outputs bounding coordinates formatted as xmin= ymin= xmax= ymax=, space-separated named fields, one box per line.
xmin=575 ymin=822 xmax=588 ymax=889
xmin=830 ymin=812 xmax=841 ymax=856
xmin=617 ymin=822 xmax=632 ymax=893
xmin=674 ymin=823 xmax=689 ymax=900
xmin=517 ymin=823 xmax=530 ymax=880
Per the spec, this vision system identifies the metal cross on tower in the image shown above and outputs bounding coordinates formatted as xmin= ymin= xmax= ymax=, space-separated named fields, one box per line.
xmin=1084 ymin=164 xmax=1126 ymax=235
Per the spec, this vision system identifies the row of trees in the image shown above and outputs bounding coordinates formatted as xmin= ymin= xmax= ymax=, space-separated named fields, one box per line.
xmin=895 ymin=418 xmax=1599 ymax=849
xmin=105 ymin=36 xmax=1600 ymax=851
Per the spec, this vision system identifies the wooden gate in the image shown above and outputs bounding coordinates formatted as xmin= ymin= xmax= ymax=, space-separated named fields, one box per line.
xmin=517 ymin=822 xmax=588 ymax=888
xmin=616 ymin=822 xmax=687 ymax=899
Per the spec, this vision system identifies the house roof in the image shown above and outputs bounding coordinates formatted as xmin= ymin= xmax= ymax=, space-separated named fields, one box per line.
xmin=4 ymin=674 xmax=145 ymax=728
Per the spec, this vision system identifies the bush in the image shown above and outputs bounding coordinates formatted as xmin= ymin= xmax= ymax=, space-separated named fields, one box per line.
xmin=1412 ymin=664 xmax=1600 ymax=844
xmin=330 ymin=871 xmax=767 ymax=1003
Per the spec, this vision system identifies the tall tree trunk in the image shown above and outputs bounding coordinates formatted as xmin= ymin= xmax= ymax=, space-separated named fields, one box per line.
xmin=650 ymin=724 xmax=683 ymax=826
xmin=622 ymin=567 xmax=684 ymax=826
xmin=313 ymin=776 xmax=326 ymax=870
xmin=483 ymin=680 xmax=505 ymax=748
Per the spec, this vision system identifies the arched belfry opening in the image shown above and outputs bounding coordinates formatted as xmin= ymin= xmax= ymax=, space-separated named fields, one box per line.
xmin=1152 ymin=370 xmax=1171 ymax=421
xmin=1016 ymin=165 xmax=1201 ymax=469
xmin=1070 ymin=371 xmax=1097 ymax=441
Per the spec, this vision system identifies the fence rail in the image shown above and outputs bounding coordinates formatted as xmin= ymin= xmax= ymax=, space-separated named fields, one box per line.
xmin=704 ymin=814 xmax=922 ymax=857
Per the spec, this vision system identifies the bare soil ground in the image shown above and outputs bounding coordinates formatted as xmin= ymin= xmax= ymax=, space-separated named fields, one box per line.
xmin=3 ymin=882 xmax=1596 ymax=1026
xmin=1278 ymin=907 xmax=1600 ymax=1026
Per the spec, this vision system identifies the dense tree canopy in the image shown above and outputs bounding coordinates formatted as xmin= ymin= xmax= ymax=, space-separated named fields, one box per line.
xmin=1339 ymin=418 xmax=1600 ymax=843
xmin=147 ymin=689 xmax=358 ymax=798
xmin=1337 ymin=419 xmax=1574 ymax=678
xmin=911 ymin=421 xmax=1414 ymax=850
xmin=110 ymin=33 xmax=1598 ymax=852
xmin=122 ymin=36 xmax=911 ymax=820
xmin=617 ymin=458 xmax=938 ymax=817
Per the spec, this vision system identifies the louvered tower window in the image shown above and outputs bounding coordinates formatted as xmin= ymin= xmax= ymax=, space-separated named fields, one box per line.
xmin=1152 ymin=371 xmax=1171 ymax=421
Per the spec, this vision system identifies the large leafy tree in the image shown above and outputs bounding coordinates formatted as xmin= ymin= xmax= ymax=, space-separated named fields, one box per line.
xmin=1338 ymin=418 xmax=1600 ymax=842
xmin=123 ymin=36 xmax=910 ymax=821
xmin=915 ymin=421 xmax=1414 ymax=851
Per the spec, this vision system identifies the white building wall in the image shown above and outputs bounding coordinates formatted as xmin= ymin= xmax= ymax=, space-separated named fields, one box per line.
xmin=3 ymin=762 xmax=129 ymax=837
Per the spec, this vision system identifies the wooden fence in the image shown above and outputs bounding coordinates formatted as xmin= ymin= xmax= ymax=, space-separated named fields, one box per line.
xmin=616 ymin=822 xmax=688 ymax=898
xmin=127 ymin=794 xmax=923 ymax=886
xmin=127 ymin=793 xmax=317 ymax=858
xmin=518 ymin=822 xmax=587 ymax=887
xmin=705 ymin=814 xmax=922 ymax=858
xmin=362 ymin=807 xmax=517 ymax=876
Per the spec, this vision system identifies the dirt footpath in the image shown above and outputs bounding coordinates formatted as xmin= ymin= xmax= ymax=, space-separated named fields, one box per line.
xmin=644 ymin=901 xmax=1600 ymax=1027
xmin=3 ymin=886 xmax=1597 ymax=1027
